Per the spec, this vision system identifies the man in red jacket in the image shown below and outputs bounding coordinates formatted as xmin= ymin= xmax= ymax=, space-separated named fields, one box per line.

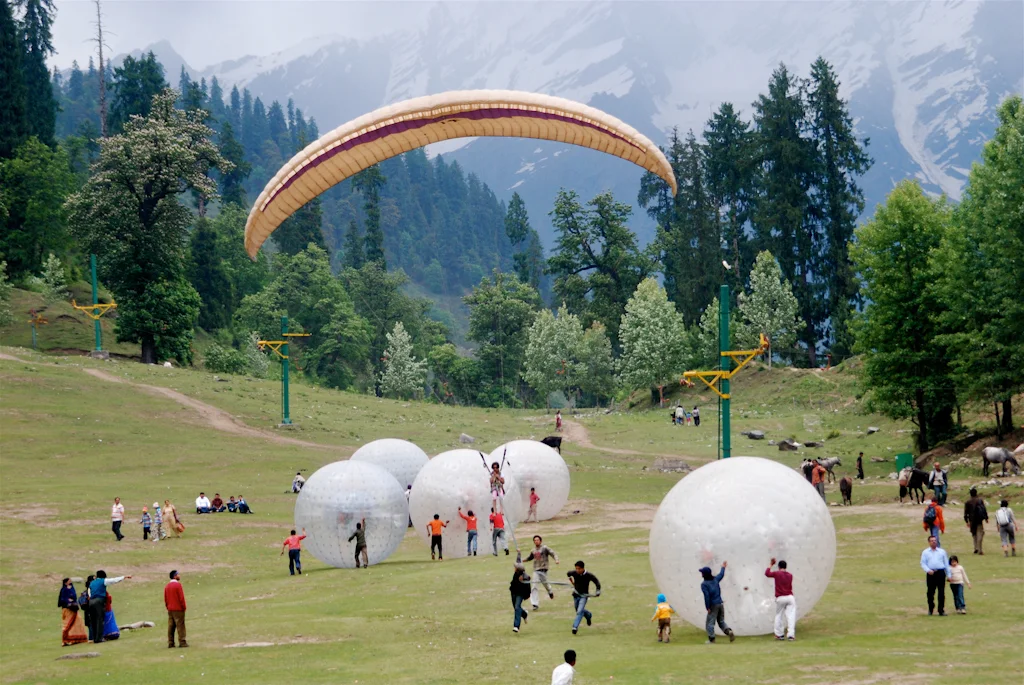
xmin=765 ymin=558 xmax=796 ymax=641
xmin=164 ymin=570 xmax=188 ymax=648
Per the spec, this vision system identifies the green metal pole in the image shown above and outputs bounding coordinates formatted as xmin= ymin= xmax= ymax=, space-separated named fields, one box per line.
xmin=90 ymin=254 xmax=102 ymax=352
xmin=720 ymin=284 xmax=731 ymax=459
xmin=281 ymin=316 xmax=291 ymax=425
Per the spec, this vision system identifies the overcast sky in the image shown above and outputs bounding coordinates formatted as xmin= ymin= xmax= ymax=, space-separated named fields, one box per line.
xmin=52 ymin=0 xmax=437 ymax=69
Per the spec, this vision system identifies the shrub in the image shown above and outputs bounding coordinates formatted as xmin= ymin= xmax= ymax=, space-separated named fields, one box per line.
xmin=204 ymin=343 xmax=247 ymax=375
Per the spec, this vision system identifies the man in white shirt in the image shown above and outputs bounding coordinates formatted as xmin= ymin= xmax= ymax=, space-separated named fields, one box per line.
xmin=552 ymin=649 xmax=576 ymax=685
xmin=110 ymin=497 xmax=125 ymax=541
xmin=292 ymin=472 xmax=306 ymax=493
xmin=195 ymin=492 xmax=212 ymax=514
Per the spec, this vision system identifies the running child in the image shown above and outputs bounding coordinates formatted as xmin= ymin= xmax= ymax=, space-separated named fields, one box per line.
xmin=651 ymin=593 xmax=677 ymax=642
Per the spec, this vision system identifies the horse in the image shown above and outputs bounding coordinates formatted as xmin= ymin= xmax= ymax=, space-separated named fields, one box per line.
xmin=540 ymin=436 xmax=563 ymax=454
xmin=839 ymin=476 xmax=853 ymax=506
xmin=982 ymin=447 xmax=1021 ymax=476
xmin=899 ymin=467 xmax=929 ymax=504
xmin=816 ymin=457 xmax=842 ymax=483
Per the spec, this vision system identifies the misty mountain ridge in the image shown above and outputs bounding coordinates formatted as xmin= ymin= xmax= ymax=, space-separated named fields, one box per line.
xmin=107 ymin=1 xmax=1023 ymax=248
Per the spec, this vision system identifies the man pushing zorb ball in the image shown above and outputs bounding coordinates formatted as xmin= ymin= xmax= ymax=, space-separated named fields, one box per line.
xmin=649 ymin=457 xmax=836 ymax=637
xmin=294 ymin=460 xmax=408 ymax=569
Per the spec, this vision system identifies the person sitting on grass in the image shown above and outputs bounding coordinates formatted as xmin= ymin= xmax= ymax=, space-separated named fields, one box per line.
xmin=236 ymin=496 xmax=252 ymax=514
xmin=210 ymin=494 xmax=226 ymax=513
xmin=226 ymin=496 xmax=237 ymax=513
xmin=195 ymin=492 xmax=211 ymax=514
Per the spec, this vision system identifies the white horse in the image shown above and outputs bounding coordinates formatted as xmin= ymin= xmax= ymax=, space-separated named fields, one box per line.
xmin=816 ymin=457 xmax=842 ymax=483
xmin=982 ymin=447 xmax=1021 ymax=476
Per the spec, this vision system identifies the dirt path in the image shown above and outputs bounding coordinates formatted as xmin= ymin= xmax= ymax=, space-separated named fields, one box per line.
xmin=561 ymin=418 xmax=710 ymax=462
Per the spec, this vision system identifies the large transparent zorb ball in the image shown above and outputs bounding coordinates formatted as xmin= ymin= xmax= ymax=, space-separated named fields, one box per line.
xmin=294 ymin=460 xmax=407 ymax=569
xmin=409 ymin=449 xmax=524 ymax=558
xmin=649 ymin=456 xmax=836 ymax=636
xmin=490 ymin=440 xmax=570 ymax=521
xmin=350 ymin=438 xmax=429 ymax=489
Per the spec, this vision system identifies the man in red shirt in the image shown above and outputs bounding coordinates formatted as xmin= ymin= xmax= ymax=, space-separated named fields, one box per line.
xmin=458 ymin=507 xmax=478 ymax=556
xmin=765 ymin=558 xmax=796 ymax=641
xmin=164 ymin=570 xmax=188 ymax=648
xmin=281 ymin=528 xmax=307 ymax=575
xmin=489 ymin=507 xmax=508 ymax=556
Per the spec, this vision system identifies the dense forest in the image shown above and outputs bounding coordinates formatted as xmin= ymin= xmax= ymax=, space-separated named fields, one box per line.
xmin=1 ymin=0 xmax=1020 ymax=447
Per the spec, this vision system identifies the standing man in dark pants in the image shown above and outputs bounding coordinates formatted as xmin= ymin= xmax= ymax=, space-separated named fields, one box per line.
xmin=856 ymin=452 xmax=865 ymax=480
xmin=281 ymin=528 xmax=307 ymax=575
xmin=110 ymin=497 xmax=125 ymax=541
xmin=348 ymin=518 xmax=368 ymax=568
xmin=700 ymin=562 xmax=735 ymax=643
xmin=88 ymin=570 xmax=130 ymax=643
xmin=920 ymin=535 xmax=950 ymax=616
xmin=164 ymin=570 xmax=188 ymax=648
xmin=567 ymin=560 xmax=601 ymax=634
xmin=964 ymin=488 xmax=988 ymax=555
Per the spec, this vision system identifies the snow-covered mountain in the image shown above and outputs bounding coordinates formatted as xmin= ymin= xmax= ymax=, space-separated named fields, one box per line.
xmin=136 ymin=1 xmax=1023 ymax=246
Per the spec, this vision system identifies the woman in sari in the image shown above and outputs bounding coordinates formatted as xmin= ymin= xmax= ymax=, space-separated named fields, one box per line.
xmin=164 ymin=500 xmax=182 ymax=537
xmin=103 ymin=592 xmax=120 ymax=640
xmin=58 ymin=578 xmax=88 ymax=646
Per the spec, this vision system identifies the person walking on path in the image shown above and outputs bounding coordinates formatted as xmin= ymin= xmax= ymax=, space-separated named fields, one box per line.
xmin=110 ymin=497 xmax=125 ymax=541
xmin=527 ymin=488 xmax=540 ymax=523
xmin=811 ymin=462 xmax=828 ymax=502
xmin=964 ymin=488 xmax=989 ymax=555
xmin=692 ymin=406 xmax=700 ymax=427
xmin=674 ymin=404 xmax=684 ymax=426
xmin=152 ymin=502 xmax=166 ymax=542
xmin=567 ymin=560 xmax=601 ymax=634
xmin=856 ymin=452 xmax=865 ymax=480
xmin=509 ymin=561 xmax=531 ymax=633
xmin=140 ymin=507 xmax=152 ymax=541
xmin=995 ymin=499 xmax=1017 ymax=557
xmin=525 ymin=535 xmax=559 ymax=609
xmin=58 ymin=578 xmax=88 ymax=646
xmin=700 ymin=562 xmax=735 ymax=643
xmin=765 ymin=558 xmax=796 ymax=640
xmin=928 ymin=462 xmax=948 ymax=506
xmin=651 ymin=593 xmax=677 ymax=643
xmin=164 ymin=570 xmax=188 ymax=648
xmin=88 ymin=571 xmax=130 ymax=643
xmin=489 ymin=507 xmax=508 ymax=556
xmin=551 ymin=650 xmax=576 ymax=685
xmin=164 ymin=500 xmax=181 ymax=537
xmin=555 ymin=410 xmax=563 ymax=432
xmin=281 ymin=528 xmax=307 ymax=575
xmin=348 ymin=518 xmax=368 ymax=568
xmin=948 ymin=555 xmax=971 ymax=614
xmin=921 ymin=535 xmax=950 ymax=615
xmin=458 ymin=507 xmax=479 ymax=556
xmin=923 ymin=497 xmax=946 ymax=547
xmin=427 ymin=514 xmax=448 ymax=560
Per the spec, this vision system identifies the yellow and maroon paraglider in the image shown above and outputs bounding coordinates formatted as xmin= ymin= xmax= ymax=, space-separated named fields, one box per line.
xmin=244 ymin=90 xmax=678 ymax=257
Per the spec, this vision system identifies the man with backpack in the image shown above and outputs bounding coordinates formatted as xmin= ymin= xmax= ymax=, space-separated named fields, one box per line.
xmin=963 ymin=488 xmax=988 ymax=555
xmin=928 ymin=462 xmax=948 ymax=505
xmin=922 ymin=497 xmax=945 ymax=547
xmin=995 ymin=499 xmax=1017 ymax=557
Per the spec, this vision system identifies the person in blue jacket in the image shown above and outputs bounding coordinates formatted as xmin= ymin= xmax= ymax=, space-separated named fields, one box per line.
xmin=699 ymin=561 xmax=735 ymax=643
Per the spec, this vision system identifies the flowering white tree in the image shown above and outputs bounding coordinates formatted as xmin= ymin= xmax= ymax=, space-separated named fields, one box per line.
xmin=380 ymin=321 xmax=427 ymax=398
xmin=617 ymin=278 xmax=687 ymax=405
xmin=577 ymin=321 xmax=615 ymax=404
xmin=40 ymin=253 xmax=68 ymax=303
xmin=737 ymin=251 xmax=803 ymax=368
xmin=523 ymin=304 xmax=584 ymax=406
xmin=244 ymin=331 xmax=269 ymax=378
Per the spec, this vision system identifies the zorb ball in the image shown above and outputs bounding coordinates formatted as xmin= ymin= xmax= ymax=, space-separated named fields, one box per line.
xmin=490 ymin=440 xmax=570 ymax=521
xmin=409 ymin=449 xmax=525 ymax=558
xmin=649 ymin=456 xmax=836 ymax=636
xmin=350 ymin=438 xmax=429 ymax=489
xmin=294 ymin=460 xmax=407 ymax=569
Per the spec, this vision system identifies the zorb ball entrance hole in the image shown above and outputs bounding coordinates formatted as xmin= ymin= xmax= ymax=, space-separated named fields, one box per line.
xmin=649 ymin=457 xmax=836 ymax=636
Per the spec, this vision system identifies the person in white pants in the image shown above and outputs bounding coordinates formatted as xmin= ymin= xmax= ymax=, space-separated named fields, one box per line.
xmin=765 ymin=558 xmax=797 ymax=640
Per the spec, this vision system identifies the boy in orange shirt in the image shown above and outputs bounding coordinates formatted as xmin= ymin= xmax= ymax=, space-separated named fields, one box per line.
xmin=458 ymin=507 xmax=479 ymax=556
xmin=426 ymin=514 xmax=448 ymax=560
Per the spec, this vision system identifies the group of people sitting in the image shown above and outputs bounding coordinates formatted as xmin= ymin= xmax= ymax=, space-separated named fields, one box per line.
xmin=195 ymin=492 xmax=252 ymax=514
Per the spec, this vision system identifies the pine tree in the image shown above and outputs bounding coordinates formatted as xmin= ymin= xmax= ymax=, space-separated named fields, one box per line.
xmin=1 ymin=0 xmax=29 ymax=158
xmin=217 ymin=121 xmax=249 ymax=207
xmin=353 ymin=164 xmax=387 ymax=267
xmin=504 ymin=192 xmax=544 ymax=288
xmin=807 ymin=57 xmax=871 ymax=357
xmin=616 ymin=278 xmax=688 ymax=404
xmin=17 ymin=0 xmax=58 ymax=147
xmin=274 ymin=197 xmax=326 ymax=256
xmin=107 ymin=52 xmax=168 ymax=134
xmin=40 ymin=251 xmax=68 ymax=302
xmin=736 ymin=251 xmax=803 ymax=367
xmin=189 ymin=216 xmax=232 ymax=330
xmin=342 ymin=219 xmax=364 ymax=269
xmin=379 ymin=321 xmax=427 ymax=399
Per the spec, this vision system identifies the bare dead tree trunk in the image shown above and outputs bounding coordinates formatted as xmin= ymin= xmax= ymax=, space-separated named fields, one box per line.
xmin=94 ymin=0 xmax=108 ymax=137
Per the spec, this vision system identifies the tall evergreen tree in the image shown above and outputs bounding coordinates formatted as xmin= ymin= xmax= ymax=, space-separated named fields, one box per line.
xmin=16 ymin=0 xmax=57 ymax=147
xmin=807 ymin=57 xmax=871 ymax=357
xmin=217 ymin=121 xmax=249 ymax=207
xmin=274 ymin=198 xmax=326 ymax=256
xmin=0 ymin=0 xmax=28 ymax=158
xmin=107 ymin=52 xmax=167 ymax=134
xmin=353 ymin=164 xmax=387 ymax=267
xmin=504 ymin=192 xmax=544 ymax=289
xmin=342 ymin=219 xmax=364 ymax=269
xmin=189 ymin=216 xmax=232 ymax=331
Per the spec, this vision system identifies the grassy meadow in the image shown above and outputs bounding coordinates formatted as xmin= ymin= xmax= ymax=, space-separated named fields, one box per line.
xmin=1 ymin=346 xmax=1022 ymax=684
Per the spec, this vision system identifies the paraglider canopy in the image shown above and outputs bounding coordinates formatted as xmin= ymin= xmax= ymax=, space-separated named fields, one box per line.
xmin=244 ymin=89 xmax=677 ymax=258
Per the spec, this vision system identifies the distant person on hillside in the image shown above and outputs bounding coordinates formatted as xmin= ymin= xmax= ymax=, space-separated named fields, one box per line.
xmin=551 ymin=649 xmax=576 ymax=685
xmin=528 ymin=487 xmax=540 ymax=522
xmin=348 ymin=518 xmax=368 ymax=568
xmin=856 ymin=452 xmax=865 ymax=480
xmin=427 ymin=514 xmax=448 ymax=561
xmin=490 ymin=507 xmax=508 ymax=556
xmin=923 ymin=497 xmax=946 ymax=547
xmin=928 ymin=462 xmax=948 ymax=505
xmin=110 ymin=497 xmax=125 ymax=541
xmin=674 ymin=405 xmax=684 ymax=425
xmin=700 ymin=562 xmax=735 ymax=643
xmin=458 ymin=507 xmax=479 ymax=556
xmin=964 ymin=488 xmax=988 ymax=555
xmin=164 ymin=500 xmax=182 ymax=537
xmin=567 ymin=559 xmax=601 ymax=634
xmin=996 ymin=499 xmax=1017 ymax=557
xmin=651 ymin=593 xmax=677 ymax=643
xmin=292 ymin=472 xmax=306 ymax=493
xmin=811 ymin=461 xmax=828 ymax=502
xmin=947 ymin=555 xmax=971 ymax=614
xmin=210 ymin=493 xmax=226 ymax=512
xmin=525 ymin=535 xmax=560 ymax=609
xmin=195 ymin=492 xmax=211 ymax=514
xmin=555 ymin=410 xmax=563 ymax=432
xmin=281 ymin=528 xmax=307 ymax=575
xmin=509 ymin=561 xmax=531 ymax=633
xmin=765 ymin=558 xmax=796 ymax=640
xmin=692 ymin=406 xmax=700 ymax=427
xmin=920 ymin=535 xmax=950 ymax=615
xmin=139 ymin=506 xmax=152 ymax=541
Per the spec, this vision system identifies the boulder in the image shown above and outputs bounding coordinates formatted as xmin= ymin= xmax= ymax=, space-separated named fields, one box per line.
xmin=805 ymin=441 xmax=823 ymax=448
xmin=459 ymin=433 xmax=475 ymax=444
xmin=870 ymin=456 xmax=888 ymax=463
xmin=748 ymin=430 xmax=766 ymax=440
xmin=779 ymin=439 xmax=799 ymax=451
xmin=867 ymin=427 xmax=880 ymax=435
xmin=653 ymin=458 xmax=691 ymax=473
xmin=888 ymin=472 xmax=899 ymax=480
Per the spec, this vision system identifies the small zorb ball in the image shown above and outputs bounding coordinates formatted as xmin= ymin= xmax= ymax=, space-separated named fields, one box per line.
xmin=649 ymin=456 xmax=836 ymax=636
xmin=409 ymin=449 xmax=525 ymax=558
xmin=294 ymin=460 xmax=407 ymax=569
xmin=490 ymin=440 xmax=570 ymax=521
xmin=350 ymin=438 xmax=429 ymax=489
